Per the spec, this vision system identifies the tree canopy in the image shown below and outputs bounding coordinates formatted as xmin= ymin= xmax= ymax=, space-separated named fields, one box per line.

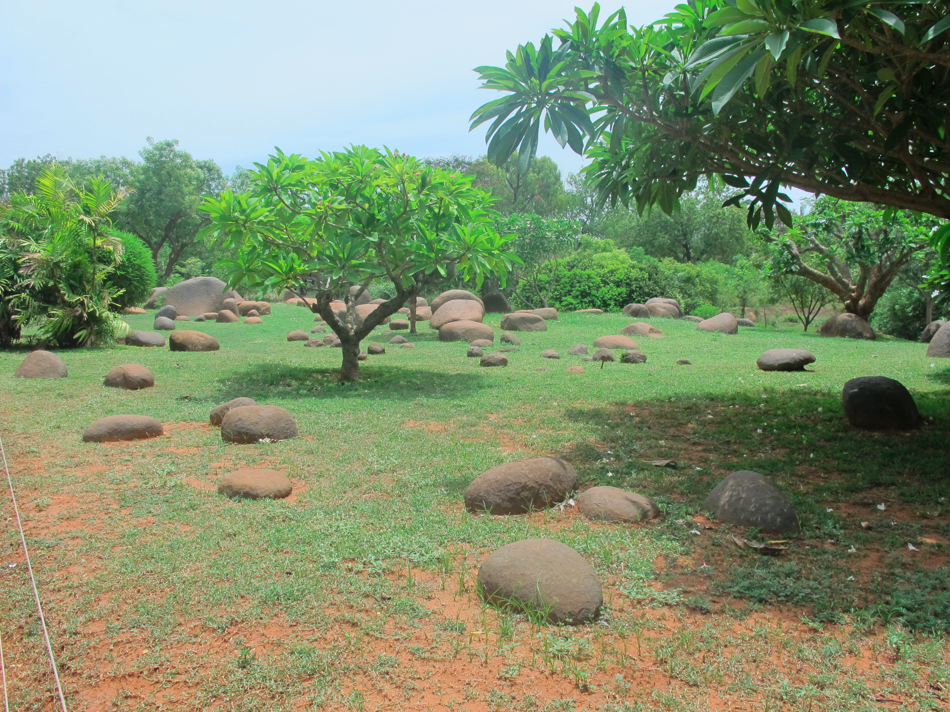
xmin=201 ymin=146 xmax=516 ymax=381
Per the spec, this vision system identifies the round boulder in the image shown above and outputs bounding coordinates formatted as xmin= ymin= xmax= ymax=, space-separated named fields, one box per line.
xmin=471 ymin=339 xmax=492 ymax=348
xmin=704 ymin=471 xmax=799 ymax=533
xmin=540 ymin=350 xmax=560 ymax=359
xmin=169 ymin=331 xmax=220 ymax=352
xmin=430 ymin=289 xmax=484 ymax=313
xmin=577 ymin=487 xmax=659 ymax=523
xmin=620 ymin=350 xmax=647 ymax=364
xmin=216 ymin=310 xmax=239 ymax=323
xmin=697 ymin=313 xmax=738 ymax=335
xmin=926 ymin=322 xmax=950 ymax=357
xmin=166 ymin=276 xmax=241 ymax=316
xmin=287 ymin=330 xmax=309 ymax=342
xmin=567 ymin=344 xmax=588 ymax=356
xmin=756 ymin=349 xmax=816 ymax=372
xmin=465 ymin=456 xmax=577 ymax=515
xmin=389 ymin=335 xmax=408 ymax=345
xmin=389 ymin=319 xmax=409 ymax=330
xmin=842 ymin=377 xmax=920 ymax=430
xmin=193 ymin=315 xmax=206 ymax=323
xmin=646 ymin=297 xmax=682 ymax=317
xmin=467 ymin=346 xmax=484 ymax=358
xmin=593 ymin=335 xmax=638 ymax=350
xmin=480 ymin=353 xmax=507 ymax=367
xmin=155 ymin=304 xmax=178 ymax=320
xmin=477 ymin=540 xmax=602 ymax=625
xmin=125 ymin=331 xmax=166 ymax=348
xmin=620 ymin=322 xmax=664 ymax=338
xmin=219 ymin=469 xmax=292 ymax=500
xmin=482 ymin=291 xmax=512 ymax=314
xmin=622 ymin=303 xmax=651 ymax=318
xmin=531 ymin=308 xmax=559 ymax=321
xmin=210 ymin=397 xmax=258 ymax=426
xmin=500 ymin=332 xmax=520 ymax=345
xmin=103 ymin=364 xmax=154 ymax=390
xmin=500 ymin=313 xmax=547 ymax=332
xmin=920 ymin=320 xmax=947 ymax=344
xmin=367 ymin=343 xmax=385 ymax=355
xmin=430 ymin=299 xmax=485 ymax=329
xmin=14 ymin=350 xmax=68 ymax=379
xmin=153 ymin=316 xmax=176 ymax=331
xmin=221 ymin=406 xmax=299 ymax=444
xmin=82 ymin=415 xmax=163 ymax=443
xmin=439 ymin=320 xmax=494 ymax=343
xmin=244 ymin=317 xmax=263 ymax=324
xmin=819 ymin=313 xmax=875 ymax=340
xmin=348 ymin=285 xmax=373 ymax=305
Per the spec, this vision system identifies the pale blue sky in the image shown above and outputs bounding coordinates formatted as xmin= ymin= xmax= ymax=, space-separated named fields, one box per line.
xmin=1 ymin=1 xmax=681 ymax=178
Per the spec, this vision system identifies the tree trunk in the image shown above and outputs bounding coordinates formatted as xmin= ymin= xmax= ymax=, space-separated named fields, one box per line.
xmin=339 ymin=337 xmax=360 ymax=383
xmin=409 ymin=285 xmax=418 ymax=335
xmin=926 ymin=293 xmax=934 ymax=324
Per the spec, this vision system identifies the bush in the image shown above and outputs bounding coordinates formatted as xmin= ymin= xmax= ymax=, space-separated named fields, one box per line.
xmin=107 ymin=230 xmax=156 ymax=309
xmin=693 ymin=303 xmax=718 ymax=319
xmin=871 ymin=285 xmax=935 ymax=340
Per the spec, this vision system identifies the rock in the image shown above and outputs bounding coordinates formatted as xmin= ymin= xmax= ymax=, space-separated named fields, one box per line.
xmin=222 ymin=298 xmax=239 ymax=314
xmin=565 ymin=366 xmax=585 ymax=374
xmin=103 ymin=364 xmax=154 ymax=390
xmin=756 ymin=349 xmax=816 ymax=372
xmin=819 ymin=313 xmax=875 ymax=340
xmin=532 ymin=308 xmax=559 ymax=321
xmin=697 ymin=312 xmax=738 ymax=334
xmin=477 ymin=539 xmax=602 ymax=625
xmin=221 ymin=405 xmax=299 ymax=443
xmin=431 ymin=289 xmax=484 ymax=313
xmin=593 ymin=335 xmax=639 ymax=350
xmin=927 ymin=322 xmax=950 ymax=357
xmin=676 ymin=359 xmax=692 ymax=365
xmin=389 ymin=319 xmax=409 ymax=330
xmin=216 ymin=310 xmax=239 ymax=323
xmin=567 ymin=344 xmax=588 ymax=356
xmin=330 ymin=339 xmax=342 ymax=348
xmin=353 ymin=303 xmax=390 ymax=327
xmin=169 ymin=331 xmax=220 ymax=352
xmin=237 ymin=301 xmax=259 ymax=316
xmin=358 ymin=351 xmax=368 ymax=361
xmin=287 ymin=330 xmax=309 ymax=342
xmin=439 ymin=320 xmax=494 ymax=343
xmin=409 ymin=296 xmax=428 ymax=307
xmin=414 ymin=307 xmax=432 ymax=321
xmin=482 ymin=291 xmax=512 ymax=313
xmin=210 ymin=397 xmax=258 ymax=426
xmin=174 ymin=315 xmax=190 ymax=322
xmin=323 ymin=333 xmax=338 ymax=345
xmin=144 ymin=286 xmax=167 ymax=309
xmin=582 ymin=356 xmax=593 ymax=362
xmin=501 ymin=332 xmax=520 ymax=345
xmin=82 ymin=415 xmax=163 ymax=443
xmin=540 ymin=350 xmax=560 ymax=359
xmin=244 ymin=317 xmax=263 ymax=324
xmin=367 ymin=343 xmax=385 ymax=355
xmin=123 ymin=307 xmax=147 ymax=315
xmin=646 ymin=303 xmax=678 ymax=319
xmin=389 ymin=335 xmax=408 ymax=344
xmin=397 ymin=308 xmax=410 ymax=315
xmin=470 ymin=339 xmax=492 ymax=348
xmin=348 ymin=285 xmax=373 ymax=305
xmin=920 ymin=320 xmax=947 ymax=344
xmin=500 ymin=313 xmax=547 ymax=332
xmin=620 ymin=322 xmax=664 ymax=338
xmin=620 ymin=350 xmax=647 ymax=364
xmin=684 ymin=316 xmax=703 ymax=323
xmin=401 ymin=343 xmax=415 ymax=349
xmin=592 ymin=348 xmax=616 ymax=363
xmin=193 ymin=315 xmax=206 ymax=322
xmin=202 ymin=313 xmax=218 ymax=320
xmin=498 ymin=347 xmax=518 ymax=353
xmin=156 ymin=304 xmax=178 ymax=320
xmin=575 ymin=308 xmax=604 ymax=314
xmin=304 ymin=338 xmax=324 ymax=347
xmin=153 ymin=316 xmax=176 ymax=331
xmin=246 ymin=309 xmax=260 ymax=318
xmin=218 ymin=469 xmax=292 ymax=500
xmin=737 ymin=318 xmax=756 ymax=327
xmin=311 ymin=326 xmax=325 ymax=334
xmin=125 ymin=331 xmax=166 ymax=348
xmin=622 ymin=303 xmax=651 ymax=318
xmin=465 ymin=457 xmax=577 ymax=515
xmin=705 ymin=471 xmax=799 ymax=533
xmin=842 ymin=376 xmax=920 ymax=430
xmin=255 ymin=302 xmax=271 ymax=316
xmin=14 ymin=350 xmax=68 ymax=379
xmin=370 ymin=298 xmax=387 ymax=305
xmin=431 ymin=299 xmax=485 ymax=329
xmin=577 ymin=487 xmax=659 ymax=522
xmin=646 ymin=297 xmax=682 ymax=317
xmin=467 ymin=346 xmax=484 ymax=358
xmin=165 ymin=276 xmax=241 ymax=316
xmin=480 ymin=353 xmax=508 ymax=367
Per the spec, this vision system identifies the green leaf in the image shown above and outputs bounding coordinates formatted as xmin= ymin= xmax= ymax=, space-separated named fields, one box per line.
xmin=776 ymin=202 xmax=794 ymax=227
xmin=697 ymin=45 xmax=752 ymax=100
xmin=712 ymin=49 xmax=766 ymax=115
xmin=764 ymin=30 xmax=789 ymax=61
xmin=799 ymin=18 xmax=840 ymax=39
xmin=720 ymin=19 xmax=770 ymax=36
xmin=867 ymin=8 xmax=905 ymax=35
xmin=921 ymin=14 xmax=950 ymax=44
xmin=754 ymin=53 xmax=774 ymax=97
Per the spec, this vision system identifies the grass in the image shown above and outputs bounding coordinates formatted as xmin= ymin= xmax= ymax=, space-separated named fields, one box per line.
xmin=0 ymin=304 xmax=948 ymax=711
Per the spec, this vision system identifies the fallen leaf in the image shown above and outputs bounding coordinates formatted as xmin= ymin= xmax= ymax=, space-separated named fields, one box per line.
xmin=643 ymin=459 xmax=677 ymax=468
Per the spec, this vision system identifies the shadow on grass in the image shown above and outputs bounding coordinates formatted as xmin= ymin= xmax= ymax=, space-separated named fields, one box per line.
xmin=212 ymin=362 xmax=489 ymax=403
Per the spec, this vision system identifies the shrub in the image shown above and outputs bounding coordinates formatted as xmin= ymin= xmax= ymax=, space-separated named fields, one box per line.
xmin=107 ymin=230 xmax=156 ymax=309
xmin=871 ymin=285 xmax=935 ymax=340
xmin=693 ymin=303 xmax=718 ymax=319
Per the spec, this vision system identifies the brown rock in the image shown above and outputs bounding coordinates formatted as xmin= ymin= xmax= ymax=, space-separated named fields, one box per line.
xmin=620 ymin=322 xmax=664 ymax=338
xmin=540 ymin=350 xmax=560 ymax=359
xmin=697 ymin=312 xmax=738 ymax=334
xmin=165 ymin=276 xmax=241 ymax=316
xmin=645 ymin=297 xmax=682 ymax=317
xmin=123 ymin=307 xmax=147 ymax=315
xmin=303 ymin=338 xmax=324 ymax=347
xmin=210 ymin=397 xmax=258 ymax=426
xmin=431 ymin=289 xmax=484 ymax=313
xmin=575 ymin=308 xmax=604 ymax=314
xmin=531 ymin=308 xmax=559 ymax=320
xmin=593 ymin=335 xmax=639 ymax=350
xmin=244 ymin=316 xmax=263 ymax=324
xmin=431 ymin=299 xmax=485 ymax=329
xmin=471 ymin=339 xmax=493 ymax=348
xmin=565 ymin=366 xmax=585 ymax=375
xmin=646 ymin=302 xmax=679 ymax=318
xmin=169 ymin=331 xmax=220 ymax=352
xmin=287 ymin=330 xmax=309 ymax=342
xmin=577 ymin=486 xmax=659 ymax=522
xmin=467 ymin=346 xmax=484 ymax=358
xmin=216 ymin=310 xmax=239 ymax=323
xmin=465 ymin=457 xmax=577 ymax=515
xmin=439 ymin=320 xmax=494 ymax=343
xmin=620 ymin=350 xmax=647 ymax=364
xmin=83 ymin=415 xmax=163 ymax=442
xmin=218 ymin=469 xmax=292 ymax=500
xmin=103 ymin=364 xmax=154 ymax=390
xmin=125 ymin=331 xmax=166 ymax=347
xmin=368 ymin=343 xmax=385 ymax=355
xmin=819 ymin=313 xmax=875 ymax=340
xmin=480 ymin=352 xmax=508 ymax=367
xmin=389 ymin=319 xmax=409 ymax=330
xmin=221 ymin=406 xmax=298 ymax=443
xmin=389 ymin=335 xmax=408 ymax=344
xmin=592 ymin=348 xmax=616 ymax=363
xmin=500 ymin=313 xmax=547 ymax=332
xmin=622 ymin=303 xmax=650 ymax=318
xmin=500 ymin=332 xmax=520 ymax=345
xmin=14 ymin=350 xmax=68 ymax=379
xmin=202 ymin=312 xmax=218 ymax=320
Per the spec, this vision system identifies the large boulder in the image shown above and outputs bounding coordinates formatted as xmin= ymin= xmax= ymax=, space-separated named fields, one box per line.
xmin=465 ymin=457 xmax=577 ymax=515
xmin=757 ymin=349 xmax=816 ymax=372
xmin=287 ymin=330 xmax=309 ymax=342
xmin=926 ymin=322 xmax=950 ymax=357
xmin=14 ymin=351 xmax=68 ymax=379
xmin=218 ymin=469 xmax=293 ymax=500
xmin=82 ymin=415 xmax=163 ymax=443
xmin=210 ymin=397 xmax=258 ymax=426
xmin=216 ymin=310 xmax=239 ymax=323
xmin=155 ymin=304 xmax=178 ymax=320
xmin=477 ymin=540 xmax=602 ymax=625
xmin=431 ymin=289 xmax=484 ymax=313
xmin=353 ymin=303 xmax=390 ymax=327
xmin=531 ymin=308 xmax=559 ymax=321
xmin=593 ymin=335 xmax=638 ymax=350
xmin=705 ymin=471 xmax=799 ymax=533
xmin=165 ymin=276 xmax=241 ymax=316
xmin=698 ymin=312 xmax=738 ymax=334
xmin=819 ymin=313 xmax=875 ymax=340
xmin=438 ymin=320 xmax=494 ymax=343
xmin=125 ymin=331 xmax=166 ymax=348
xmin=467 ymin=346 xmax=484 ymax=358
xmin=389 ymin=319 xmax=409 ymax=330
xmin=153 ymin=316 xmax=176 ymax=331
xmin=577 ymin=487 xmax=659 ymax=522
xmin=620 ymin=322 xmax=664 ymax=338
xmin=430 ymin=299 xmax=485 ymax=329
xmin=221 ymin=405 xmax=298 ymax=444
xmin=646 ymin=302 xmax=679 ymax=318
xmin=482 ymin=291 xmax=512 ymax=313
xmin=622 ymin=303 xmax=651 ymax=318
xmin=169 ymin=331 xmax=220 ymax=352
xmin=920 ymin=320 xmax=947 ymax=344
xmin=480 ymin=352 xmax=508 ymax=367
xmin=501 ymin=332 xmax=520 ymax=345
xmin=500 ymin=313 xmax=547 ymax=332
xmin=842 ymin=376 xmax=920 ymax=430
xmin=737 ymin=318 xmax=756 ymax=328
xmin=103 ymin=364 xmax=154 ymax=390
xmin=348 ymin=285 xmax=373 ymax=305
xmin=646 ymin=297 xmax=682 ymax=317
xmin=143 ymin=287 xmax=167 ymax=309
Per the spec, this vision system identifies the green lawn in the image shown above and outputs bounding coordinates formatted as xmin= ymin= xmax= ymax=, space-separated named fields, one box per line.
xmin=1 ymin=305 xmax=948 ymax=711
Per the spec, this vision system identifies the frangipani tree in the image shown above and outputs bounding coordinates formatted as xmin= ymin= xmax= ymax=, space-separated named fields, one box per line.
xmin=201 ymin=146 xmax=517 ymax=382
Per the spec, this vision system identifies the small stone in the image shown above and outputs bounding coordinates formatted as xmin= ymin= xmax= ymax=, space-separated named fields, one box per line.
xmin=498 ymin=347 xmax=517 ymax=353
xmin=219 ymin=469 xmax=292 ymax=500
xmin=210 ymin=397 xmax=258 ymax=426
xmin=756 ymin=349 xmax=816 ymax=372
xmin=401 ymin=342 xmax=416 ymax=349
xmin=247 ymin=309 xmax=260 ymax=318
xmin=389 ymin=319 xmax=410 ymax=330
xmin=103 ymin=364 xmax=154 ymax=390
xmin=471 ymin=339 xmax=493 ymax=348
xmin=216 ymin=310 xmax=239 ymax=323
xmin=480 ymin=352 xmax=508 ymax=367
xmin=311 ymin=326 xmax=325 ymax=334
xmin=193 ymin=315 xmax=206 ymax=322
xmin=153 ymin=316 xmax=176 ymax=331
xmin=323 ymin=333 xmax=338 ymax=345
xmin=358 ymin=351 xmax=368 ymax=361
xmin=467 ymin=346 xmax=484 ymax=358
xmin=330 ymin=339 xmax=342 ymax=348
xmin=389 ymin=335 xmax=408 ymax=344
xmin=174 ymin=315 xmax=190 ymax=321
xmin=577 ymin=487 xmax=659 ymax=522
xmin=676 ymin=359 xmax=692 ymax=366
xmin=368 ymin=343 xmax=385 ymax=355
xmin=500 ymin=332 xmax=520 ymax=345
xmin=287 ymin=330 xmax=309 ymax=342
xmin=567 ymin=344 xmax=588 ymax=356
xmin=575 ymin=308 xmax=603 ymax=314
xmin=592 ymin=348 xmax=616 ymax=363
xmin=540 ymin=350 xmax=560 ymax=359
xmin=705 ymin=471 xmax=799 ymax=533
xmin=304 ymin=338 xmax=325 ymax=347
xmin=620 ymin=350 xmax=647 ymax=364
xmin=244 ymin=316 xmax=263 ymax=324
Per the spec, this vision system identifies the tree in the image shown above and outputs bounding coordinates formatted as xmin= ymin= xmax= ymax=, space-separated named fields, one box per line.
xmin=724 ymin=255 xmax=765 ymax=318
xmin=762 ymin=197 xmax=931 ymax=320
xmin=496 ymin=213 xmax=580 ymax=307
xmin=770 ymin=273 xmax=833 ymax=331
xmin=469 ymin=3 xmax=950 ymax=228
xmin=122 ymin=138 xmax=226 ymax=279
xmin=201 ymin=146 xmax=516 ymax=382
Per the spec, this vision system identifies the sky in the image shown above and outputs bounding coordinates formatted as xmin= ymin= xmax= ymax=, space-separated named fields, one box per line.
xmin=0 ymin=0 xmax=683 ymax=179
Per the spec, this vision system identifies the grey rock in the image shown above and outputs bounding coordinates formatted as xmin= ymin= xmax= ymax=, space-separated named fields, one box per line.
xmin=303 ymin=338 xmax=324 ymax=347
xmin=389 ymin=335 xmax=408 ymax=344
xmin=622 ymin=303 xmax=651 ymax=318
xmin=737 ymin=318 xmax=756 ymax=327
xmin=920 ymin=320 xmax=947 ymax=344
xmin=577 ymin=486 xmax=659 ymax=522
xmin=620 ymin=350 xmax=647 ymax=364
xmin=153 ymin=316 xmax=176 ymax=331
xmin=927 ymin=321 xmax=950 ymax=357
xmin=697 ymin=312 xmax=738 ymax=335
xmin=500 ymin=313 xmax=547 ymax=332
xmin=593 ymin=335 xmax=638 ymax=350
xmin=221 ymin=405 xmax=299 ymax=443
xmin=842 ymin=376 xmax=920 ymax=430
xmin=480 ymin=352 xmax=508 ymax=367
xmin=540 ymin=350 xmax=560 ymax=359
xmin=592 ymin=348 xmax=616 ymax=363
xmin=819 ymin=313 xmax=875 ymax=340
xmin=155 ymin=304 xmax=178 ymax=320
xmin=465 ymin=457 xmax=577 ymax=515
xmin=567 ymin=344 xmax=588 ymax=356
xmin=501 ymin=332 xmax=520 ymax=345
xmin=14 ymin=350 xmax=67 ymax=379
xmin=83 ymin=415 xmax=163 ymax=443
xmin=705 ymin=471 xmax=799 ymax=533
xmin=467 ymin=346 xmax=484 ymax=358
xmin=756 ymin=349 xmax=816 ymax=372
xmin=125 ymin=331 xmax=166 ymax=348
xmin=165 ymin=276 xmax=241 ymax=316
xmin=368 ymin=343 xmax=385 ymax=355
xmin=210 ymin=397 xmax=258 ymax=426
xmin=218 ymin=469 xmax=292 ymax=500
